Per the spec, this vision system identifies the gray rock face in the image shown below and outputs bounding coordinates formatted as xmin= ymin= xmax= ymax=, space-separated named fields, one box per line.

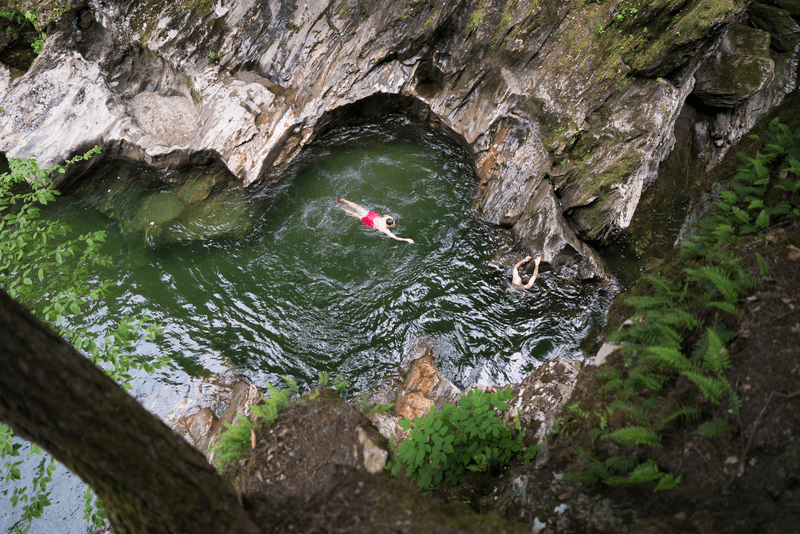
xmin=694 ymin=24 xmax=775 ymax=109
xmin=690 ymin=5 xmax=800 ymax=170
xmin=0 ymin=0 xmax=756 ymax=279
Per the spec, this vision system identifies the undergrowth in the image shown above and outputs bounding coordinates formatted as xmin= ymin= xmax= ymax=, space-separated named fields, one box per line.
xmin=559 ymin=117 xmax=800 ymax=490
xmin=391 ymin=388 xmax=538 ymax=490
xmin=209 ymin=372 xmax=349 ymax=472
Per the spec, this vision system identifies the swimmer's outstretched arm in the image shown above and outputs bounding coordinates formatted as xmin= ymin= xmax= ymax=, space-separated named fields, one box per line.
xmin=335 ymin=196 xmax=369 ymax=218
xmin=511 ymin=256 xmax=531 ymax=287
xmin=383 ymin=229 xmax=415 ymax=244
xmin=521 ymin=257 xmax=542 ymax=289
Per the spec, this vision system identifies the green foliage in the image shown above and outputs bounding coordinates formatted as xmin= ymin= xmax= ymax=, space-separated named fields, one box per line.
xmin=392 ymin=388 xmax=535 ymax=490
xmin=0 ymin=148 xmax=166 ymax=530
xmin=466 ymin=0 xmax=487 ymax=33
xmin=31 ymin=32 xmax=45 ymax=54
xmin=83 ymin=488 xmax=107 ymax=528
xmin=604 ymin=426 xmax=661 ymax=447
xmin=694 ymin=418 xmax=735 ymax=438
xmin=569 ymin=118 xmax=800 ymax=491
xmin=359 ymin=394 xmax=393 ymax=415
xmin=318 ymin=370 xmax=349 ymax=393
xmin=210 ymin=377 xmax=298 ymax=472
xmin=1 ymin=4 xmax=66 ymax=55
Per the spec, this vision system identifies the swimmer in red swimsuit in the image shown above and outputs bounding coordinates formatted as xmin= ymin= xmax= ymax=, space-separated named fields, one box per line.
xmin=335 ymin=196 xmax=415 ymax=244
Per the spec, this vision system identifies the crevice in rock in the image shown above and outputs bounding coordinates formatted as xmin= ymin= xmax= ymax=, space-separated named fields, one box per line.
xmin=0 ymin=25 xmax=37 ymax=79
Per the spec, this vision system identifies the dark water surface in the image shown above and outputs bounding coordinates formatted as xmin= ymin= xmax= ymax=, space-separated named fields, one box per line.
xmin=62 ymin=115 xmax=614 ymax=391
xmin=1 ymin=115 xmax=614 ymax=532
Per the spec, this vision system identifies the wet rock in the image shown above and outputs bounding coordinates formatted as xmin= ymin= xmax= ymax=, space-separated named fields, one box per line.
xmin=363 ymin=336 xmax=581 ymax=460
xmin=468 ymin=359 xmax=581 ymax=447
xmin=394 ymin=336 xmax=462 ymax=421
xmin=173 ymin=167 xmax=228 ymax=204
xmin=161 ymin=182 xmax=252 ymax=243
xmin=126 ymin=190 xmax=185 ymax=234
xmin=66 ymin=158 xmax=252 ymax=244
xmin=167 ymin=367 xmax=262 ymax=463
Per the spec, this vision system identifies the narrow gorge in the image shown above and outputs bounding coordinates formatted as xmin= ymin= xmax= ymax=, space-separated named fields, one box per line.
xmin=1 ymin=0 xmax=799 ymax=532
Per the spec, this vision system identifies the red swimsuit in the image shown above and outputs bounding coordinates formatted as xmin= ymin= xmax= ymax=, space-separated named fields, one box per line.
xmin=361 ymin=211 xmax=380 ymax=228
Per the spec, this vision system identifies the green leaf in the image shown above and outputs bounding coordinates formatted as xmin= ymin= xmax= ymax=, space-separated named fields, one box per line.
xmin=755 ymin=209 xmax=769 ymax=229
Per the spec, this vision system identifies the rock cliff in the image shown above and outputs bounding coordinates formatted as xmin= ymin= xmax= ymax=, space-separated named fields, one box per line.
xmin=0 ymin=0 xmax=790 ymax=279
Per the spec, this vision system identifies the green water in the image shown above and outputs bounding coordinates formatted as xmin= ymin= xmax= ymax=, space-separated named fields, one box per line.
xmin=2 ymin=115 xmax=616 ymax=533
xmin=51 ymin=115 xmax=614 ymax=393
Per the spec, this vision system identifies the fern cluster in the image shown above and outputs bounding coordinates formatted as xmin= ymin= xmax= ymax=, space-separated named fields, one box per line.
xmin=209 ymin=378 xmax=298 ymax=472
xmin=685 ymin=117 xmax=800 ymax=257
xmin=392 ymin=388 xmax=537 ymax=490
xmin=564 ymin=118 xmax=800 ymax=490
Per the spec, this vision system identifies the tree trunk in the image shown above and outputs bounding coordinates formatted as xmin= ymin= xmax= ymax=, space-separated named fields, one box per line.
xmin=0 ymin=289 xmax=259 ymax=534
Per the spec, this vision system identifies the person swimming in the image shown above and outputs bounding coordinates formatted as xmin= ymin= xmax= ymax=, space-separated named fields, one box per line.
xmin=335 ymin=196 xmax=415 ymax=244
xmin=508 ymin=255 xmax=541 ymax=295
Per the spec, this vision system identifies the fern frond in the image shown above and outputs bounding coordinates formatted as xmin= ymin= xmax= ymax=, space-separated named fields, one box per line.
xmin=645 ymin=274 xmax=681 ymax=297
xmin=755 ymin=209 xmax=770 ymax=229
xmin=657 ymin=403 xmax=702 ymax=428
xmin=707 ymin=300 xmax=737 ymax=315
xmin=682 ymin=371 xmax=727 ymax=404
xmin=605 ymin=459 xmax=663 ymax=487
xmin=654 ymin=473 xmax=681 ymax=491
xmin=604 ymin=426 xmax=662 ymax=447
xmin=624 ymin=295 xmax=674 ymax=310
xmin=645 ymin=346 xmax=690 ymax=371
xmin=694 ymin=418 xmax=734 ymax=437
xmin=686 ymin=265 xmax=741 ymax=303
xmin=595 ymin=366 xmax=622 ymax=380
xmin=626 ymin=366 xmax=668 ymax=393
xmin=604 ymin=455 xmax=638 ymax=472
xmin=755 ymin=253 xmax=770 ymax=275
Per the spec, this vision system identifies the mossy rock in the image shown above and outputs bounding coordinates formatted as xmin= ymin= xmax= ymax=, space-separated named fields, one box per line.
xmin=161 ymin=183 xmax=252 ymax=242
xmin=749 ymin=3 xmax=800 ymax=53
xmin=693 ymin=24 xmax=773 ymax=108
xmin=124 ymin=190 xmax=185 ymax=234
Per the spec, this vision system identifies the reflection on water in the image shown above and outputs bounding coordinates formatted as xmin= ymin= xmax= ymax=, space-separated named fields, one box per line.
xmin=1 ymin=115 xmax=614 ymax=533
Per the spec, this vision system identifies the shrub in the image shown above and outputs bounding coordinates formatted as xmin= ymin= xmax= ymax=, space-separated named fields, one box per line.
xmin=392 ymin=388 xmax=537 ymax=490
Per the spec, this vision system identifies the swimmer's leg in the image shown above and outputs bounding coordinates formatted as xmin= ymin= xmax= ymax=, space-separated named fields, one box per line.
xmin=335 ymin=197 xmax=369 ymax=218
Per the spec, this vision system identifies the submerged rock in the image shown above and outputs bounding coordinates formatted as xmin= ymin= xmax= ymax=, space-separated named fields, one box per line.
xmin=68 ymin=159 xmax=253 ymax=245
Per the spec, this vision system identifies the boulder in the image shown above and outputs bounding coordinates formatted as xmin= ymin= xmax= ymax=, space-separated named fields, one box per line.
xmin=693 ymin=24 xmax=775 ymax=108
xmin=689 ymin=4 xmax=800 ymax=170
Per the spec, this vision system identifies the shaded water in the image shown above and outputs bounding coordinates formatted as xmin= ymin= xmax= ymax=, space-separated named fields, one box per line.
xmin=62 ymin=114 xmax=614 ymax=391
xmin=1 ymin=115 xmax=614 ymax=532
